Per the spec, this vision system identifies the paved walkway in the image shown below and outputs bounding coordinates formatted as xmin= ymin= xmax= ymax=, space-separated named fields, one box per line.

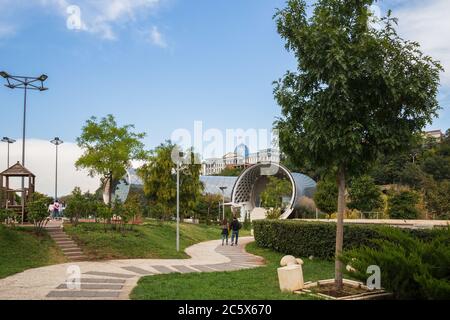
xmin=0 ymin=237 xmax=264 ymax=300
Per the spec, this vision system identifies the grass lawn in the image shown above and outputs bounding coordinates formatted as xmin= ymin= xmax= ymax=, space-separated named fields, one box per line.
xmin=130 ymin=242 xmax=335 ymax=300
xmin=0 ymin=226 xmax=66 ymax=279
xmin=64 ymin=220 xmax=251 ymax=260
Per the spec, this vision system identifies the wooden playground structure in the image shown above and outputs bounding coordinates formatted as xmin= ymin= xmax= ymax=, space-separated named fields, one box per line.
xmin=0 ymin=161 xmax=36 ymax=223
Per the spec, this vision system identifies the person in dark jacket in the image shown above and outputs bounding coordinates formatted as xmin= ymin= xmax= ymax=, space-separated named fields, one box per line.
xmin=229 ymin=216 xmax=241 ymax=246
xmin=220 ymin=219 xmax=229 ymax=246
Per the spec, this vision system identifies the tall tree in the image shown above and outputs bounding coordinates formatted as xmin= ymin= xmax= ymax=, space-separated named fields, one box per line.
xmin=137 ymin=141 xmax=203 ymax=220
xmin=138 ymin=141 xmax=176 ymax=220
xmin=274 ymin=0 xmax=442 ymax=289
xmin=179 ymin=148 xmax=204 ymax=219
xmin=76 ymin=114 xmax=147 ymax=205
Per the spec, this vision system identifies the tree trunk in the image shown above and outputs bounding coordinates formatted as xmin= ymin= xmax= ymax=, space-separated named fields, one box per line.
xmin=335 ymin=166 xmax=346 ymax=290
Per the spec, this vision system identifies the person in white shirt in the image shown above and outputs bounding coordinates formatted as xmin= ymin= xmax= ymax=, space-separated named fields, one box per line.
xmin=48 ymin=203 xmax=54 ymax=219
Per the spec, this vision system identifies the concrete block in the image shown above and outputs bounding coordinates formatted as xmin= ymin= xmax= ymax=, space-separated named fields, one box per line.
xmin=277 ymin=265 xmax=304 ymax=292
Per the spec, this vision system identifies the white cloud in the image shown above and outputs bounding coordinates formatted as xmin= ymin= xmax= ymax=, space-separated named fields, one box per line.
xmin=1 ymin=0 xmax=164 ymax=41
xmin=1 ymin=139 xmax=100 ymax=197
xmin=149 ymin=25 xmax=167 ymax=48
xmin=388 ymin=0 xmax=450 ymax=86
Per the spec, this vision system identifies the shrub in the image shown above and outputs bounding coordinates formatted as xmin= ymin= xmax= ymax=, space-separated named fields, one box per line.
xmin=253 ymin=220 xmax=438 ymax=260
xmin=348 ymin=175 xmax=383 ymax=217
xmin=340 ymin=227 xmax=450 ymax=299
xmin=28 ymin=197 xmax=51 ymax=234
xmin=313 ymin=178 xmax=338 ymax=217
xmin=0 ymin=208 xmax=20 ymax=227
xmin=266 ymin=208 xmax=282 ymax=220
xmin=388 ymin=190 xmax=420 ymax=219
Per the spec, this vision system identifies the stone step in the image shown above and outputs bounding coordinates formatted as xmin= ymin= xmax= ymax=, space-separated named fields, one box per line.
xmin=67 ymin=256 xmax=87 ymax=261
xmin=55 ymin=240 xmax=77 ymax=245
xmin=62 ymin=249 xmax=83 ymax=254
xmin=59 ymin=246 xmax=80 ymax=251
xmin=65 ymin=251 xmax=84 ymax=256
xmin=46 ymin=290 xmax=120 ymax=298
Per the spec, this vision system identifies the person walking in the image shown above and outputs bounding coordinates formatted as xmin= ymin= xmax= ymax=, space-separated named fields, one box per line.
xmin=53 ymin=200 xmax=60 ymax=220
xmin=230 ymin=216 xmax=241 ymax=246
xmin=48 ymin=202 xmax=54 ymax=219
xmin=220 ymin=219 xmax=229 ymax=246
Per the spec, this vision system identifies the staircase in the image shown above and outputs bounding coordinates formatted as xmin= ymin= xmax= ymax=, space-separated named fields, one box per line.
xmin=46 ymin=223 xmax=87 ymax=262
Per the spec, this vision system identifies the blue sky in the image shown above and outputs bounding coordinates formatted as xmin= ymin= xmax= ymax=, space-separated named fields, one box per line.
xmin=1 ymin=0 xmax=448 ymax=150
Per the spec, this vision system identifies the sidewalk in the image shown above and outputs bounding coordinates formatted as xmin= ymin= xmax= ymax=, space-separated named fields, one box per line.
xmin=0 ymin=237 xmax=264 ymax=300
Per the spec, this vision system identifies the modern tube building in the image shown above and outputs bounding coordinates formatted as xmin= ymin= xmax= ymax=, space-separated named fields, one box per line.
xmin=128 ymin=162 xmax=316 ymax=220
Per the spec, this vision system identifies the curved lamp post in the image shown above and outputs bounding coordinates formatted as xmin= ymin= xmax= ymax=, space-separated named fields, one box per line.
xmin=1 ymin=137 xmax=16 ymax=168
xmin=50 ymin=137 xmax=63 ymax=202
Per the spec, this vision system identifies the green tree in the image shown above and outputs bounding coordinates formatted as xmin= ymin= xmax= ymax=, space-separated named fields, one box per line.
xmin=313 ymin=178 xmax=338 ymax=218
xmin=274 ymin=0 xmax=442 ymax=288
xmin=260 ymin=176 xmax=292 ymax=209
xmin=138 ymin=141 xmax=176 ymax=220
xmin=421 ymin=155 xmax=450 ymax=181
xmin=137 ymin=141 xmax=203 ymax=220
xmin=75 ymin=114 xmax=147 ymax=206
xmin=348 ymin=175 xmax=383 ymax=217
xmin=387 ymin=190 xmax=420 ymax=219
xmin=179 ymin=149 xmax=203 ymax=219
xmin=195 ymin=193 xmax=222 ymax=224
xmin=423 ymin=180 xmax=450 ymax=220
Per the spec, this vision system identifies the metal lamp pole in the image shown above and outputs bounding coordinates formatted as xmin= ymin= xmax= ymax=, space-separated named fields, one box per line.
xmin=1 ymin=71 xmax=48 ymax=223
xmin=219 ymin=186 xmax=227 ymax=220
xmin=176 ymin=151 xmax=184 ymax=252
xmin=1 ymin=137 xmax=16 ymax=168
xmin=50 ymin=137 xmax=63 ymax=201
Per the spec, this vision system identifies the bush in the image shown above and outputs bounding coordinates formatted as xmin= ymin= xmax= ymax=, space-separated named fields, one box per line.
xmin=266 ymin=208 xmax=282 ymax=220
xmin=348 ymin=175 xmax=383 ymax=217
xmin=340 ymin=227 xmax=450 ymax=299
xmin=253 ymin=220 xmax=438 ymax=260
xmin=388 ymin=190 xmax=420 ymax=219
xmin=313 ymin=178 xmax=338 ymax=217
xmin=0 ymin=208 xmax=20 ymax=227
xmin=28 ymin=197 xmax=51 ymax=234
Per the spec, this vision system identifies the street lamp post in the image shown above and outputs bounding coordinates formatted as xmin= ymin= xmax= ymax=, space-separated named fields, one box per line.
xmin=219 ymin=186 xmax=227 ymax=220
xmin=1 ymin=71 xmax=48 ymax=223
xmin=176 ymin=151 xmax=184 ymax=252
xmin=50 ymin=137 xmax=63 ymax=201
xmin=1 ymin=137 xmax=16 ymax=168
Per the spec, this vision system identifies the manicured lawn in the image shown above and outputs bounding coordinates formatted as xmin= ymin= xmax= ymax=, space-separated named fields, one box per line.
xmin=0 ymin=226 xmax=66 ymax=279
xmin=130 ymin=242 xmax=335 ymax=300
xmin=65 ymin=220 xmax=250 ymax=260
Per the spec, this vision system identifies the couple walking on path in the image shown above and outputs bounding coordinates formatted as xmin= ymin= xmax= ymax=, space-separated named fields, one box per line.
xmin=221 ymin=216 xmax=242 ymax=246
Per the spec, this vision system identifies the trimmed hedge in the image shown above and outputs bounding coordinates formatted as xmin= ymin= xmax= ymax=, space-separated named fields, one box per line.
xmin=253 ymin=220 xmax=438 ymax=260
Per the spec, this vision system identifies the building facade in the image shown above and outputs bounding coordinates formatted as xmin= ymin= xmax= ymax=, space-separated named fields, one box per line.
xmin=201 ymin=148 xmax=281 ymax=176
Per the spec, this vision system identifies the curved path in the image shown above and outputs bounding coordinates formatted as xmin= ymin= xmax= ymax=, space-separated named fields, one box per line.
xmin=0 ymin=237 xmax=264 ymax=300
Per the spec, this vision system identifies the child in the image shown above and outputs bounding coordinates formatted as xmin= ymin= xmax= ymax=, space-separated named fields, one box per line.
xmin=221 ymin=219 xmax=229 ymax=246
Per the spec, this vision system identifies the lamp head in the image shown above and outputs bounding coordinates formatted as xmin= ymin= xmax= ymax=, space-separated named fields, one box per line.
xmin=38 ymin=74 xmax=48 ymax=81
xmin=0 ymin=71 xmax=9 ymax=78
